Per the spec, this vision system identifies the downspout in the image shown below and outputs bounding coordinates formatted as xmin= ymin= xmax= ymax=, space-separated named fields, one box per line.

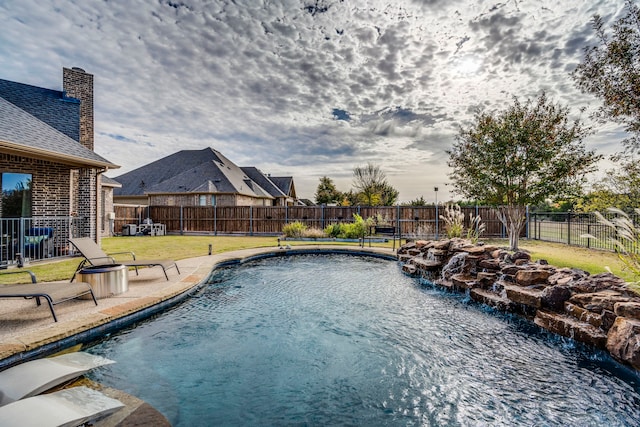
xmin=96 ymin=167 xmax=107 ymax=245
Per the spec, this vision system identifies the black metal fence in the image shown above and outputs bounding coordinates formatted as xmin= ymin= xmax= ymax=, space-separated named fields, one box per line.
xmin=528 ymin=211 xmax=640 ymax=252
xmin=0 ymin=216 xmax=85 ymax=266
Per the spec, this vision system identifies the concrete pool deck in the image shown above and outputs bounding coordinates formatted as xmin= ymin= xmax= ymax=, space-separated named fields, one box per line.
xmin=0 ymin=245 xmax=396 ymax=425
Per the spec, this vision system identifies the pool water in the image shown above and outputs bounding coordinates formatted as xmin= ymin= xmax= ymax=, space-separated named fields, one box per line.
xmin=88 ymin=254 xmax=640 ymax=426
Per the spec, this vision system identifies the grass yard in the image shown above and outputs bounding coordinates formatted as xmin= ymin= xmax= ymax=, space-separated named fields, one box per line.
xmin=0 ymin=235 xmax=636 ymax=284
xmin=487 ymin=238 xmax=636 ymax=282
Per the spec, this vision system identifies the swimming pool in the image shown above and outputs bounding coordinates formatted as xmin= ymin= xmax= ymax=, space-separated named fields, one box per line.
xmin=88 ymin=254 xmax=640 ymax=426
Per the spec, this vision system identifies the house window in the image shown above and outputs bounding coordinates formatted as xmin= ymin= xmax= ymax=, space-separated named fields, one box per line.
xmin=211 ymin=195 xmax=216 ymax=206
xmin=1 ymin=173 xmax=32 ymax=218
xmin=199 ymin=195 xmax=207 ymax=206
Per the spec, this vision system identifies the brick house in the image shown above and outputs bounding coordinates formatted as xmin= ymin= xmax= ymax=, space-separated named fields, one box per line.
xmin=0 ymin=67 xmax=119 ymax=263
xmin=112 ymin=147 xmax=299 ymax=207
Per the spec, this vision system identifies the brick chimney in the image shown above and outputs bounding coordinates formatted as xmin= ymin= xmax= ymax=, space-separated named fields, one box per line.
xmin=63 ymin=67 xmax=94 ymax=151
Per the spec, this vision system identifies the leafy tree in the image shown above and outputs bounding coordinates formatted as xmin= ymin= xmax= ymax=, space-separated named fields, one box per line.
xmin=575 ymin=160 xmax=640 ymax=212
xmin=314 ymin=176 xmax=342 ymax=205
xmin=402 ymin=196 xmax=428 ymax=206
xmin=379 ymin=182 xmax=399 ymax=206
xmin=572 ymin=0 xmax=640 ymax=154
xmin=340 ymin=190 xmax=359 ymax=206
xmin=447 ymin=92 xmax=602 ymax=250
xmin=352 ymin=163 xmax=398 ymax=206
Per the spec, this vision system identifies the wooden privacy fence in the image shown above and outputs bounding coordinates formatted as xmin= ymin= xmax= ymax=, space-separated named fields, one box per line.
xmin=114 ymin=205 xmax=508 ymax=238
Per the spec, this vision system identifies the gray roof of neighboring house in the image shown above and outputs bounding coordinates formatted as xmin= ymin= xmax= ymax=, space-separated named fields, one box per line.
xmin=114 ymin=147 xmax=273 ymax=199
xmin=269 ymin=176 xmax=295 ymax=197
xmin=146 ymin=161 xmax=272 ymax=198
xmin=240 ymin=167 xmax=288 ymax=199
xmin=0 ymin=96 xmax=117 ymax=168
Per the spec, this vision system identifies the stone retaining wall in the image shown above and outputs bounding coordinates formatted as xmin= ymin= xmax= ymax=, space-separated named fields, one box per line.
xmin=398 ymin=239 xmax=640 ymax=371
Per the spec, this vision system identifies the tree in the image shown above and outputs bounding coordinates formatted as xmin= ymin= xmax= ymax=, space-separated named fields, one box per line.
xmin=447 ymin=93 xmax=602 ymax=250
xmin=403 ymin=196 xmax=428 ymax=206
xmin=574 ymin=160 xmax=640 ymax=212
xmin=572 ymin=0 xmax=640 ymax=154
xmin=352 ymin=163 xmax=398 ymax=206
xmin=314 ymin=176 xmax=342 ymax=205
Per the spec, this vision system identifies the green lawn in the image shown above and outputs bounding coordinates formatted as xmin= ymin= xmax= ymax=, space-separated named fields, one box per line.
xmin=486 ymin=238 xmax=636 ymax=282
xmin=0 ymin=235 xmax=635 ymax=284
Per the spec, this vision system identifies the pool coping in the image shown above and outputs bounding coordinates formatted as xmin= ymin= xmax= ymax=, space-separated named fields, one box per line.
xmin=0 ymin=245 xmax=397 ymax=370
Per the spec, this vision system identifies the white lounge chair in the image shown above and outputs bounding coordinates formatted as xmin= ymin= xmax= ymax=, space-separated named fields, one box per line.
xmin=0 ymin=352 xmax=114 ymax=406
xmin=0 ymin=386 xmax=124 ymax=427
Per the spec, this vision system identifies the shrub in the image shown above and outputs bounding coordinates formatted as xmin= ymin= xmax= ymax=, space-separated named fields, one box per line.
xmin=329 ymin=214 xmax=372 ymax=239
xmin=440 ymin=204 xmax=465 ymax=238
xmin=282 ymin=221 xmax=307 ymax=238
xmin=303 ymin=228 xmax=326 ymax=238
xmin=466 ymin=213 xmax=486 ymax=243
xmin=583 ymin=208 xmax=640 ymax=288
xmin=324 ymin=223 xmax=342 ymax=238
xmin=406 ymin=223 xmax=434 ymax=239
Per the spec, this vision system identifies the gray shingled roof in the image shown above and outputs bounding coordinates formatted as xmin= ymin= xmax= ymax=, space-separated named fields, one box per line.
xmin=269 ymin=176 xmax=295 ymax=197
xmin=115 ymin=147 xmax=273 ymax=199
xmin=0 ymin=96 xmax=117 ymax=168
xmin=240 ymin=167 xmax=288 ymax=199
xmin=145 ymin=161 xmax=271 ymax=198
xmin=101 ymin=175 xmax=122 ymax=187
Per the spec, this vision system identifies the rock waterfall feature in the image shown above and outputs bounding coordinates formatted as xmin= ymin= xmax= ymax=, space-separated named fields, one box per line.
xmin=398 ymin=239 xmax=640 ymax=371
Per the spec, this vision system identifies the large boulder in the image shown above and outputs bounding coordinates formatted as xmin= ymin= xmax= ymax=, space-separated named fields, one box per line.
xmin=478 ymin=258 xmax=501 ymax=271
xmin=614 ymin=302 xmax=640 ymax=320
xmin=470 ymin=288 xmax=513 ymax=311
xmin=507 ymin=251 xmax=531 ymax=263
xmin=504 ymin=284 xmax=543 ymax=309
xmin=540 ymin=285 xmax=572 ymax=311
xmin=607 ymin=317 xmax=640 ymax=369
xmin=515 ymin=269 xmax=552 ymax=286
xmin=569 ymin=273 xmax=627 ymax=294
xmin=535 ymin=310 xmax=608 ymax=349
xmin=569 ymin=290 xmax=636 ymax=313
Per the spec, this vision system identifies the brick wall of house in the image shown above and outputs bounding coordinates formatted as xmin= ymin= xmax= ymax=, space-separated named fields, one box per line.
xmin=0 ymin=153 xmax=71 ymax=216
xmin=63 ymin=67 xmax=94 ymax=151
xmin=77 ymin=168 xmax=97 ymax=239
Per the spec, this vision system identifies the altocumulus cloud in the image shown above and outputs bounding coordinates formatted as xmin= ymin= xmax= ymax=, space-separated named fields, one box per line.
xmin=0 ymin=0 xmax=628 ymax=200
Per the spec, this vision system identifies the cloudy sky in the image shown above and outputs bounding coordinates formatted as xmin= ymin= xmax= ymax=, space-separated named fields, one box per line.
xmin=0 ymin=0 xmax=628 ymax=202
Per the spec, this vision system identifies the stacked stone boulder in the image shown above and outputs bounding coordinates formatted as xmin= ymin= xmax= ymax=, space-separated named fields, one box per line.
xmin=398 ymin=238 xmax=640 ymax=371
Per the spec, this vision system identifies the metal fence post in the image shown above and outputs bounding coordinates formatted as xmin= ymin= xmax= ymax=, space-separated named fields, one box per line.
xmin=180 ymin=205 xmax=184 ymax=235
xmin=250 ymin=206 xmax=253 ymax=236
xmin=567 ymin=211 xmax=571 ymax=246
xmin=396 ymin=204 xmax=401 ymax=242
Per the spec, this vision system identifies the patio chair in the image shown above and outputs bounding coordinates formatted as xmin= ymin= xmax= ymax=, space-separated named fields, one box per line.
xmin=69 ymin=237 xmax=180 ymax=281
xmin=0 ymin=386 xmax=124 ymax=427
xmin=0 ymin=270 xmax=97 ymax=322
xmin=22 ymin=227 xmax=54 ymax=260
xmin=0 ymin=351 xmax=115 ymax=406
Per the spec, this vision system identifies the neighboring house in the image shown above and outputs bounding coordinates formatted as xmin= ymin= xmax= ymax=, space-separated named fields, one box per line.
xmin=100 ymin=175 xmax=122 ymax=236
xmin=112 ymin=147 xmax=299 ymax=207
xmin=0 ymin=67 xmax=119 ymax=263
xmin=240 ymin=167 xmax=297 ymax=206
